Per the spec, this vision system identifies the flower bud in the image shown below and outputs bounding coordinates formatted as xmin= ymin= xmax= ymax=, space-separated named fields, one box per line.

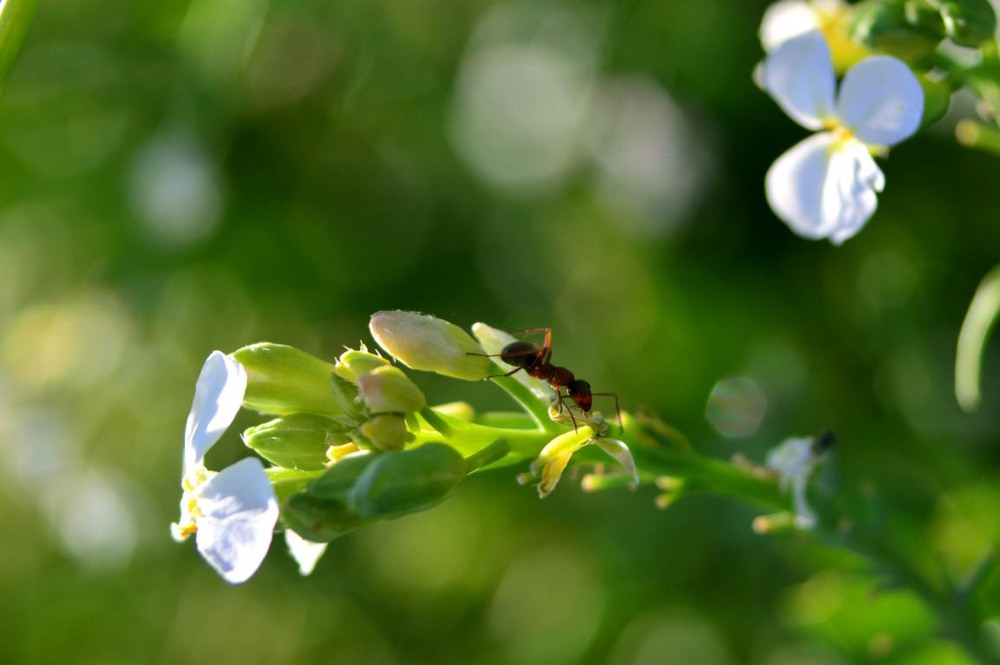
xmin=356 ymin=413 xmax=409 ymax=452
xmin=333 ymin=347 xmax=390 ymax=384
xmin=349 ymin=443 xmax=467 ymax=518
xmin=308 ymin=452 xmax=377 ymax=500
xmin=282 ymin=492 xmax=370 ymax=542
xmin=849 ymin=0 xmax=945 ymax=60
xmin=934 ymin=0 xmax=997 ymax=47
xmin=369 ymin=310 xmax=489 ymax=381
xmin=918 ymin=74 xmax=951 ymax=128
xmin=232 ymin=343 xmax=341 ymax=416
xmin=356 ymin=366 xmax=426 ymax=414
xmin=244 ymin=414 xmax=352 ymax=471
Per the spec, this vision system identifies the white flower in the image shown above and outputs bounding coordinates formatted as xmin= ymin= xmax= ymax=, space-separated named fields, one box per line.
xmin=172 ymin=351 xmax=279 ymax=584
xmin=766 ymin=436 xmax=821 ymax=529
xmin=762 ymin=31 xmax=923 ymax=244
xmin=759 ymin=0 xmax=845 ymax=52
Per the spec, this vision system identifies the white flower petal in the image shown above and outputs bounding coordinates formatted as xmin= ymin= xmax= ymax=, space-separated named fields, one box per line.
xmin=766 ymin=133 xmax=882 ymax=243
xmin=285 ymin=529 xmax=327 ymax=576
xmin=766 ymin=132 xmax=839 ymax=239
xmin=184 ymin=351 xmax=248 ymax=474
xmin=759 ymin=0 xmax=821 ymax=52
xmin=194 ymin=458 xmax=278 ymax=584
xmin=596 ymin=438 xmax=639 ymax=487
xmin=763 ymin=31 xmax=836 ymax=130
xmin=824 ymin=138 xmax=883 ymax=244
xmin=836 ymin=56 xmax=923 ymax=147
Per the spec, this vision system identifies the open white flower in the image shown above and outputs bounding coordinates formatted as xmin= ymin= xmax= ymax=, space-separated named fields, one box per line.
xmin=762 ymin=31 xmax=923 ymax=244
xmin=172 ymin=351 xmax=279 ymax=584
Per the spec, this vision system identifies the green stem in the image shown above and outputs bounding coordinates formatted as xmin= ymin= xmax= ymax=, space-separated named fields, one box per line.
xmin=486 ymin=363 xmax=561 ymax=434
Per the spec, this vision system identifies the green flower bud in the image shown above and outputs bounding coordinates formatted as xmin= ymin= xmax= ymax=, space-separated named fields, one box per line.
xmin=918 ymin=74 xmax=951 ymax=128
xmin=308 ymin=452 xmax=378 ymax=500
xmin=930 ymin=0 xmax=997 ymax=47
xmin=233 ymin=343 xmax=341 ymax=416
xmin=244 ymin=414 xmax=352 ymax=470
xmin=282 ymin=492 xmax=370 ymax=542
xmin=356 ymin=366 xmax=426 ymax=414
xmin=266 ymin=467 xmax=319 ymax=504
xmin=333 ymin=347 xmax=390 ymax=384
xmin=356 ymin=413 xmax=409 ymax=452
xmin=849 ymin=0 xmax=945 ymax=60
xmin=369 ymin=310 xmax=489 ymax=381
xmin=349 ymin=443 xmax=467 ymax=519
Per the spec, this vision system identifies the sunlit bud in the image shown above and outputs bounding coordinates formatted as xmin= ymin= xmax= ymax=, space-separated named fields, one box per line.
xmin=752 ymin=511 xmax=799 ymax=534
xmin=369 ymin=310 xmax=490 ymax=381
xmin=356 ymin=365 xmax=426 ymax=414
xmin=349 ymin=443 xmax=467 ymax=518
xmin=282 ymin=492 xmax=370 ymax=542
xmin=936 ymin=0 xmax=997 ymax=47
xmin=430 ymin=401 xmax=477 ymax=422
xmin=232 ymin=343 xmax=341 ymax=416
xmin=848 ymin=1 xmax=945 ymax=60
xmin=244 ymin=414 xmax=352 ymax=471
xmin=333 ymin=347 xmax=390 ymax=384
xmin=356 ymin=413 xmax=409 ymax=452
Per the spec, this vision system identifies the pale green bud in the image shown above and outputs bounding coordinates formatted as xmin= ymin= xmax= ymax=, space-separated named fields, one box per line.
xmin=333 ymin=347 xmax=390 ymax=384
xmin=349 ymin=444 xmax=467 ymax=518
xmin=929 ymin=0 xmax=997 ymax=47
xmin=356 ymin=366 xmax=426 ymax=414
xmin=244 ymin=414 xmax=352 ymax=470
xmin=369 ymin=310 xmax=489 ymax=381
xmin=233 ymin=343 xmax=341 ymax=416
xmin=308 ymin=453 xmax=377 ymax=500
xmin=849 ymin=0 xmax=945 ymax=60
xmin=356 ymin=413 xmax=409 ymax=452
xmin=282 ymin=492 xmax=370 ymax=542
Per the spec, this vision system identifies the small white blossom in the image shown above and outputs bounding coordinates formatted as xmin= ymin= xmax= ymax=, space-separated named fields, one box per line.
xmin=759 ymin=0 xmax=845 ymax=52
xmin=172 ymin=351 xmax=279 ymax=584
xmin=762 ymin=31 xmax=923 ymax=244
xmin=766 ymin=436 xmax=821 ymax=529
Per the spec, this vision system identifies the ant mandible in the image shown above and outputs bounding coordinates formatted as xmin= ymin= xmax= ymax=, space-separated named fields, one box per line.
xmin=475 ymin=328 xmax=622 ymax=433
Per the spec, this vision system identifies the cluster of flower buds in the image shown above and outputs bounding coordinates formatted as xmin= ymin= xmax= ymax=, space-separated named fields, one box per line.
xmin=172 ymin=311 xmax=638 ymax=583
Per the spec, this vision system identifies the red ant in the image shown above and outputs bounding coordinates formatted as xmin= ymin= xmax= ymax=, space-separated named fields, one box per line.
xmin=474 ymin=328 xmax=622 ymax=433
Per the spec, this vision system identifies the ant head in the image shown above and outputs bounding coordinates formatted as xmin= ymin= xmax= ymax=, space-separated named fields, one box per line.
xmin=500 ymin=341 xmax=541 ymax=369
xmin=567 ymin=379 xmax=592 ymax=412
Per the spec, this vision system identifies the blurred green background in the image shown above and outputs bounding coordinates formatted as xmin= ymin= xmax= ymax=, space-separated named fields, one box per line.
xmin=2 ymin=0 xmax=1000 ymax=663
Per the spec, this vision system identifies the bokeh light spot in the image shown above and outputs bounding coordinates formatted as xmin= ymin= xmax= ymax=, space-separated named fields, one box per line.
xmin=705 ymin=376 xmax=768 ymax=438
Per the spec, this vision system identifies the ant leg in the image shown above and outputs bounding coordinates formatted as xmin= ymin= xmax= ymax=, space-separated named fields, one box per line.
xmin=553 ymin=391 xmax=579 ymax=433
xmin=484 ymin=366 xmax=524 ymax=380
xmin=590 ymin=392 xmax=623 ymax=433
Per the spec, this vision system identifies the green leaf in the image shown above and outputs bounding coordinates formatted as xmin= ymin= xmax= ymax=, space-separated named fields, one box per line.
xmin=0 ymin=0 xmax=38 ymax=96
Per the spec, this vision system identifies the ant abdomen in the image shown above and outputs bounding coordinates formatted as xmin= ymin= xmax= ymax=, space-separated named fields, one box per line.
xmin=500 ymin=341 xmax=540 ymax=369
